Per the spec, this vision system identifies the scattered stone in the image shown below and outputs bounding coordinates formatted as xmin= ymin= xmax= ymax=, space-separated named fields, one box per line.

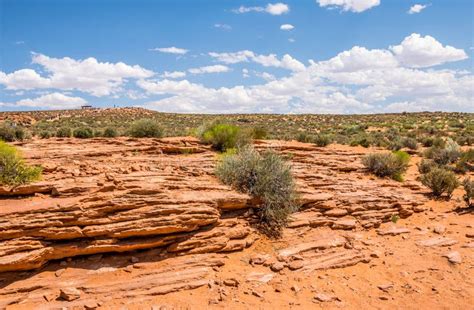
xmin=377 ymin=227 xmax=410 ymax=236
xmin=130 ymin=256 xmax=139 ymax=263
xmin=443 ymin=251 xmax=462 ymax=264
xmin=332 ymin=219 xmax=356 ymax=230
xmin=288 ymin=260 xmax=304 ymax=271
xmin=223 ymin=278 xmax=239 ymax=287
xmin=291 ymin=285 xmax=300 ymax=293
xmin=433 ymin=225 xmax=446 ymax=234
xmin=270 ymin=262 xmax=285 ymax=272
xmin=84 ymin=300 xmax=99 ymax=309
xmin=58 ymin=287 xmax=81 ymax=301
xmin=314 ymin=293 xmax=337 ymax=302
xmin=465 ymin=232 xmax=474 ymax=238
xmin=251 ymin=290 xmax=263 ymax=298
xmin=416 ymin=237 xmax=458 ymax=247
xmin=377 ymin=283 xmax=393 ymax=292
xmin=55 ymin=269 xmax=65 ymax=277
xmin=246 ymin=272 xmax=274 ymax=283
xmin=250 ymin=254 xmax=270 ymax=265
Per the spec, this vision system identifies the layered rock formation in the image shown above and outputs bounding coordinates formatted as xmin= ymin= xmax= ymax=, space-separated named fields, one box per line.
xmin=0 ymin=138 xmax=428 ymax=273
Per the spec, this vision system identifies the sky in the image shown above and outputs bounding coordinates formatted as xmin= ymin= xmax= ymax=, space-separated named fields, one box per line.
xmin=0 ymin=0 xmax=473 ymax=113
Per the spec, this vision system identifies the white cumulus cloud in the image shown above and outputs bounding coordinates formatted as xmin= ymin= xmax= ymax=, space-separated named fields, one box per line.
xmin=161 ymin=71 xmax=187 ymax=79
xmin=390 ymin=33 xmax=468 ymax=67
xmin=233 ymin=3 xmax=289 ymax=15
xmin=0 ymin=53 xmax=153 ymax=97
xmin=317 ymin=0 xmax=380 ymax=13
xmin=280 ymin=24 xmax=294 ymax=31
xmin=188 ymin=65 xmax=230 ymax=74
xmin=149 ymin=47 xmax=189 ymax=54
xmin=408 ymin=4 xmax=427 ymax=14
xmin=209 ymin=50 xmax=305 ymax=72
xmin=2 ymin=92 xmax=87 ymax=110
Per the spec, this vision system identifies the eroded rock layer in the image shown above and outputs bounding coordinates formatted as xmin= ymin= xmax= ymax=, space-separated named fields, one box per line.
xmin=0 ymin=138 xmax=427 ymax=273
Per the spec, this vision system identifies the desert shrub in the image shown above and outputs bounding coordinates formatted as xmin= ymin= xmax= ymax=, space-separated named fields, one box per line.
xmin=402 ymin=137 xmax=418 ymax=150
xmin=432 ymin=137 xmax=446 ymax=148
xmin=312 ymin=134 xmax=332 ymax=147
xmin=252 ymin=127 xmax=268 ymax=139
xmin=388 ymin=139 xmax=403 ymax=151
xmin=421 ymin=137 xmax=434 ymax=147
xmin=463 ymin=178 xmax=473 ymax=207
xmin=56 ymin=127 xmax=72 ymax=138
xmin=350 ymin=134 xmax=371 ymax=148
xmin=296 ymin=132 xmax=311 ymax=143
xmin=103 ymin=127 xmax=118 ymax=138
xmin=0 ymin=124 xmax=27 ymax=142
xmin=0 ymin=141 xmax=42 ymax=186
xmin=362 ymin=151 xmax=410 ymax=181
xmin=421 ymin=167 xmax=459 ymax=198
xmin=216 ymin=146 xmax=298 ymax=237
xmin=129 ymin=119 xmax=164 ymax=138
xmin=200 ymin=123 xmax=249 ymax=152
xmin=424 ymin=139 xmax=461 ymax=165
xmin=39 ymin=131 xmax=51 ymax=139
xmin=454 ymin=149 xmax=474 ymax=174
xmin=418 ymin=159 xmax=437 ymax=174
xmin=73 ymin=127 xmax=94 ymax=139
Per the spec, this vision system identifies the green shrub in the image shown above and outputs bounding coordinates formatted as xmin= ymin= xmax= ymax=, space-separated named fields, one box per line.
xmin=418 ymin=159 xmax=437 ymax=174
xmin=129 ymin=119 xmax=164 ymax=138
xmin=362 ymin=151 xmax=410 ymax=181
xmin=421 ymin=137 xmax=434 ymax=147
xmin=454 ymin=149 xmax=474 ymax=174
xmin=424 ymin=139 xmax=461 ymax=165
xmin=296 ymin=132 xmax=311 ymax=143
xmin=39 ymin=131 xmax=51 ymax=139
xmin=103 ymin=127 xmax=118 ymax=138
xmin=312 ymin=134 xmax=332 ymax=147
xmin=0 ymin=124 xmax=27 ymax=142
xmin=402 ymin=137 xmax=418 ymax=150
xmin=200 ymin=123 xmax=249 ymax=152
xmin=56 ymin=127 xmax=72 ymax=138
xmin=73 ymin=127 xmax=94 ymax=139
xmin=350 ymin=135 xmax=371 ymax=148
xmin=0 ymin=141 xmax=42 ymax=186
xmin=216 ymin=146 xmax=298 ymax=237
xmin=463 ymin=178 xmax=473 ymax=207
xmin=252 ymin=127 xmax=268 ymax=139
xmin=421 ymin=167 xmax=459 ymax=198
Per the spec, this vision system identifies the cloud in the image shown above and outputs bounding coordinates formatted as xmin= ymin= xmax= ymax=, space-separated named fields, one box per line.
xmin=390 ymin=33 xmax=468 ymax=67
xmin=188 ymin=65 xmax=230 ymax=74
xmin=214 ymin=23 xmax=232 ymax=30
xmin=0 ymin=53 xmax=153 ymax=97
xmin=149 ymin=47 xmax=189 ymax=54
xmin=209 ymin=50 xmax=305 ymax=72
xmin=280 ymin=24 xmax=294 ymax=31
xmin=161 ymin=71 xmax=187 ymax=79
xmin=233 ymin=2 xmax=289 ymax=15
xmin=408 ymin=4 xmax=427 ymax=14
xmin=1 ymin=92 xmax=87 ymax=110
xmin=317 ymin=0 xmax=380 ymax=13
xmin=137 ymin=33 xmax=472 ymax=114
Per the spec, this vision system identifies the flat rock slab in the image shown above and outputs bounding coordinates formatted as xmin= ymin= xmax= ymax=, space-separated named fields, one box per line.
xmin=416 ymin=237 xmax=458 ymax=247
xmin=377 ymin=227 xmax=411 ymax=236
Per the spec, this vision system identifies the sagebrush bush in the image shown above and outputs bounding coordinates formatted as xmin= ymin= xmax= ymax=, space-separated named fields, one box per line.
xmin=418 ymin=159 xmax=437 ymax=174
xmin=0 ymin=141 xmax=42 ymax=186
xmin=56 ymin=127 xmax=72 ymax=138
xmin=200 ymin=122 xmax=249 ymax=152
xmin=252 ymin=127 xmax=268 ymax=139
xmin=402 ymin=137 xmax=418 ymax=150
xmin=424 ymin=139 xmax=461 ymax=166
xmin=216 ymin=146 xmax=298 ymax=237
xmin=296 ymin=132 xmax=311 ymax=143
xmin=0 ymin=124 xmax=27 ymax=142
xmin=463 ymin=178 xmax=473 ymax=207
xmin=73 ymin=127 xmax=94 ymax=139
xmin=312 ymin=134 xmax=332 ymax=147
xmin=103 ymin=127 xmax=118 ymax=138
xmin=39 ymin=131 xmax=51 ymax=139
xmin=362 ymin=151 xmax=410 ymax=181
xmin=454 ymin=149 xmax=474 ymax=174
xmin=129 ymin=119 xmax=164 ymax=138
xmin=421 ymin=167 xmax=459 ymax=198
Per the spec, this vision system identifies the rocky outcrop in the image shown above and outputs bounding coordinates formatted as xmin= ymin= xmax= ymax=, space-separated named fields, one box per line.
xmin=0 ymin=138 xmax=428 ymax=273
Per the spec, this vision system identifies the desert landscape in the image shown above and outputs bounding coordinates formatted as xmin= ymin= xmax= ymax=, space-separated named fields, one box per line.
xmin=1 ymin=1 xmax=473 ymax=309
xmin=0 ymin=108 xmax=472 ymax=309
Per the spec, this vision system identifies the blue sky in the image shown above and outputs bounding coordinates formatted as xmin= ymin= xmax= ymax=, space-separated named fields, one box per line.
xmin=0 ymin=0 xmax=473 ymax=113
